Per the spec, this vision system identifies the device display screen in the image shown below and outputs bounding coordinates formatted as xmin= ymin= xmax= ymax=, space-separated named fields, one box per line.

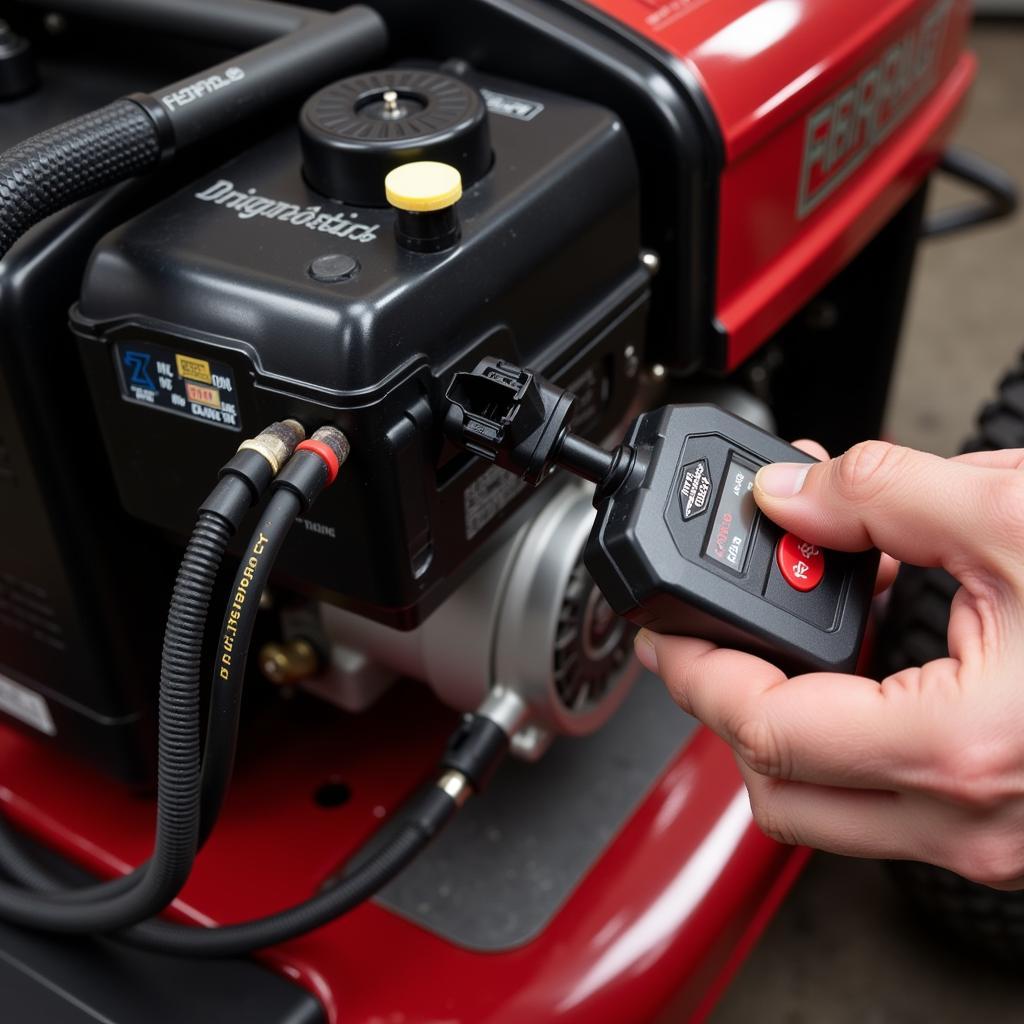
xmin=704 ymin=454 xmax=759 ymax=575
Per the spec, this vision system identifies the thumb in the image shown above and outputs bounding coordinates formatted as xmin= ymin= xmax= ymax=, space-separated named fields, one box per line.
xmin=752 ymin=440 xmax=1003 ymax=573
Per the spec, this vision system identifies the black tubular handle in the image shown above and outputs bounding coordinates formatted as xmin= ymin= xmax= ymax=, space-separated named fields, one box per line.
xmin=10 ymin=1 xmax=389 ymax=153
xmin=0 ymin=3 xmax=387 ymax=260
xmin=139 ymin=5 xmax=387 ymax=151
xmin=13 ymin=0 xmax=322 ymax=47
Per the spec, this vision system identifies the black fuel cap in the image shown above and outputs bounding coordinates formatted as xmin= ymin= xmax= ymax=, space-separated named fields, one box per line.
xmin=299 ymin=68 xmax=492 ymax=208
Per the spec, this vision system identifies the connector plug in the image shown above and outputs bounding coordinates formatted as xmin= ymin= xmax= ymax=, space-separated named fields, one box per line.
xmin=301 ymin=425 xmax=351 ymax=485
xmin=275 ymin=425 xmax=351 ymax=507
xmin=445 ymin=358 xmax=575 ymax=485
xmin=445 ymin=360 xmax=545 ymax=454
xmin=200 ymin=419 xmax=309 ymax=528
xmin=237 ymin=419 xmax=306 ymax=475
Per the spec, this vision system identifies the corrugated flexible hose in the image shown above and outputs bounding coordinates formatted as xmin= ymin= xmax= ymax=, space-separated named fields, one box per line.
xmin=0 ymin=510 xmax=230 ymax=930
xmin=0 ymin=98 xmax=160 ymax=259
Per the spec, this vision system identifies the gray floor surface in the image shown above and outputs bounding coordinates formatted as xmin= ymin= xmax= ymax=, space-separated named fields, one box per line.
xmin=712 ymin=21 xmax=1024 ymax=1024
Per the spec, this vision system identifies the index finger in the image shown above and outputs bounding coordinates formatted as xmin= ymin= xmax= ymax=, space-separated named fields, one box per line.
xmin=753 ymin=441 xmax=1016 ymax=578
xmin=790 ymin=439 xmax=898 ymax=592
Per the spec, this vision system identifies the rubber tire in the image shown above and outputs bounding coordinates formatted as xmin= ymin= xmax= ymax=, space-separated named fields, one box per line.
xmin=875 ymin=354 xmax=1024 ymax=964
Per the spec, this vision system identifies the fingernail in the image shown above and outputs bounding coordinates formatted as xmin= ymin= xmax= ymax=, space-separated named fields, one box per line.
xmin=634 ymin=629 xmax=658 ymax=673
xmin=756 ymin=463 xmax=810 ymax=499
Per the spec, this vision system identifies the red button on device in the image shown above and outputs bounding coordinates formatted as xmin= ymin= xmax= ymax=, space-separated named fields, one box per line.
xmin=776 ymin=533 xmax=825 ymax=592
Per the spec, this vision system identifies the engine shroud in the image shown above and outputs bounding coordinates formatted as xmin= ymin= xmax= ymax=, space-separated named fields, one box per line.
xmin=73 ymin=66 xmax=649 ymax=628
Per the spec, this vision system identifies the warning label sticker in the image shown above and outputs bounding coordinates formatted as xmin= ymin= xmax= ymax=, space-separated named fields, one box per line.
xmin=115 ymin=340 xmax=241 ymax=431
xmin=464 ymin=464 xmax=527 ymax=540
xmin=480 ymin=88 xmax=544 ymax=122
xmin=175 ymin=353 xmax=213 ymax=384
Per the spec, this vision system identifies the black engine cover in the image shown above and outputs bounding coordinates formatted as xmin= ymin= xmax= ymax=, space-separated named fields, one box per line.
xmin=73 ymin=65 xmax=649 ymax=627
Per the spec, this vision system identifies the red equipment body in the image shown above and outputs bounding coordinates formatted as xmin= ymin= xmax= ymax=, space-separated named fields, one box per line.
xmin=0 ymin=687 xmax=807 ymax=1024
xmin=0 ymin=0 xmax=973 ymax=1020
xmin=591 ymin=0 xmax=974 ymax=366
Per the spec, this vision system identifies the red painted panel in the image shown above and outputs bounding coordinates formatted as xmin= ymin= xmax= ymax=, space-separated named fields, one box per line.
xmin=581 ymin=0 xmax=974 ymax=366
xmin=0 ymin=682 xmax=805 ymax=1022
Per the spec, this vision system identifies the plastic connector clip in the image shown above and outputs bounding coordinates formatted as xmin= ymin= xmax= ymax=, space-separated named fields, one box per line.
xmin=444 ymin=358 xmax=576 ymax=485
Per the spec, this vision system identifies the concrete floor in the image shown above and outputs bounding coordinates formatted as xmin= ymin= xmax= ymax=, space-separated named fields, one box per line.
xmin=713 ymin=22 xmax=1024 ymax=1024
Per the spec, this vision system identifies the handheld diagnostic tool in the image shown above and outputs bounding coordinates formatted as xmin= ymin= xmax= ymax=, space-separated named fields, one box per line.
xmin=445 ymin=359 xmax=879 ymax=674
xmin=582 ymin=403 xmax=878 ymax=673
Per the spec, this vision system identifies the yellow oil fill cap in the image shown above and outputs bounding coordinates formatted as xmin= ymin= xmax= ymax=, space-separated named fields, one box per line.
xmin=384 ymin=161 xmax=463 ymax=213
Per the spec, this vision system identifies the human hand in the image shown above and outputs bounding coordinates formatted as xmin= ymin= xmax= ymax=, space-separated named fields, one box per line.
xmin=634 ymin=440 xmax=1024 ymax=889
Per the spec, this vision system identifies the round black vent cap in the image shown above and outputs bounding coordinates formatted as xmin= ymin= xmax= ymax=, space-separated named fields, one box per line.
xmin=299 ymin=68 xmax=491 ymax=207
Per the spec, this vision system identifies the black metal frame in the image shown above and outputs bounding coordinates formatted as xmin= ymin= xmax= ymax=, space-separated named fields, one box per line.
xmin=923 ymin=146 xmax=1019 ymax=238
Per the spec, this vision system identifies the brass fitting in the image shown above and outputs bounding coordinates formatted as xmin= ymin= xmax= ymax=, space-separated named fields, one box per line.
xmin=259 ymin=637 xmax=320 ymax=686
xmin=238 ymin=419 xmax=306 ymax=474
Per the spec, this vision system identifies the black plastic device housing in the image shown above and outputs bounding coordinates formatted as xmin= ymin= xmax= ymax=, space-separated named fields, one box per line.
xmin=1 ymin=0 xmax=705 ymax=779
xmin=0 ymin=0 xmax=907 ymax=780
xmin=585 ymin=405 xmax=880 ymax=673
xmin=0 ymin=34 xmax=227 ymax=783
xmin=72 ymin=64 xmax=649 ymax=628
xmin=305 ymin=0 xmax=726 ymax=372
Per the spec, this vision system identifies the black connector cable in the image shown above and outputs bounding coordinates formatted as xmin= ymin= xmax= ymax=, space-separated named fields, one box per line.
xmin=0 ymin=705 xmax=509 ymax=956
xmin=123 ymin=704 xmax=512 ymax=957
xmin=0 ymin=428 xmax=516 ymax=957
xmin=198 ymin=427 xmax=351 ymax=835
xmin=0 ymin=421 xmax=305 ymax=929
xmin=0 ymin=427 xmax=348 ymax=925
xmin=0 ymin=2 xmax=386 ymax=260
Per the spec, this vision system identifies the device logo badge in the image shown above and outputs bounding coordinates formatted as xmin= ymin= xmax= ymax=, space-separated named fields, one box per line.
xmin=679 ymin=459 xmax=712 ymax=520
xmin=123 ymin=350 xmax=155 ymax=391
xmin=194 ymin=179 xmax=380 ymax=243
xmin=162 ymin=66 xmax=245 ymax=111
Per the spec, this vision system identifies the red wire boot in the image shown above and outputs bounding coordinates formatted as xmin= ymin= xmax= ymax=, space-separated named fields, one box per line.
xmin=274 ymin=426 xmax=350 ymax=506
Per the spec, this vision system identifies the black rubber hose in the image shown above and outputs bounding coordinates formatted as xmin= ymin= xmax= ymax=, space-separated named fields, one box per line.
xmin=0 ymin=786 xmax=455 ymax=956
xmin=199 ymin=488 xmax=301 ymax=836
xmin=0 ymin=826 xmax=140 ymax=904
xmin=0 ymin=436 xmax=296 ymax=908
xmin=0 ymin=98 xmax=161 ymax=258
xmin=0 ymin=462 xmax=310 ymax=923
xmin=0 ymin=432 xmax=457 ymax=951
xmin=0 ymin=485 xmax=276 ymax=905
xmin=0 ymin=6 xmax=387 ymax=262
xmin=0 ymin=690 xmax=501 ymax=956
xmin=0 ymin=483 xmax=277 ymax=898
xmin=0 ymin=510 xmax=230 ymax=930
xmin=128 ymin=786 xmax=457 ymax=956
xmin=0 ymin=489 xmax=287 ymax=901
